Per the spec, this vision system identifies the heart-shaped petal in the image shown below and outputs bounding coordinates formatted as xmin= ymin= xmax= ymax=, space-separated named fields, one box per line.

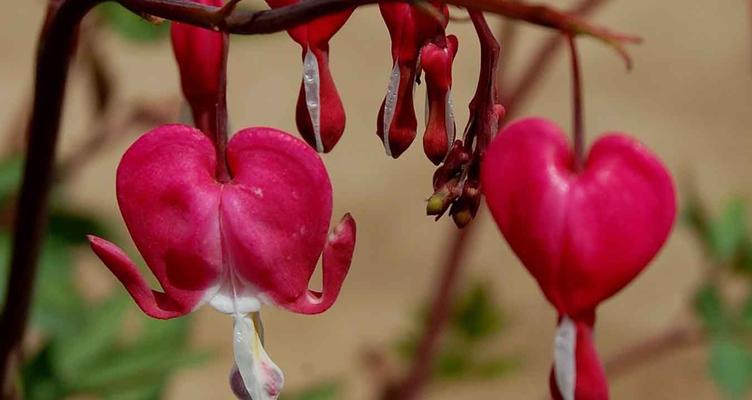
xmin=89 ymin=125 xmax=356 ymax=318
xmin=481 ymin=117 xmax=676 ymax=316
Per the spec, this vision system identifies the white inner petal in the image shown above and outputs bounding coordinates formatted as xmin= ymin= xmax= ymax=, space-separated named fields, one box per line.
xmin=445 ymin=88 xmax=456 ymax=150
xmin=554 ymin=315 xmax=577 ymax=400
xmin=208 ymin=272 xmax=262 ymax=315
xmin=302 ymin=49 xmax=323 ymax=153
xmin=233 ymin=313 xmax=285 ymax=400
xmin=382 ymin=61 xmax=401 ymax=157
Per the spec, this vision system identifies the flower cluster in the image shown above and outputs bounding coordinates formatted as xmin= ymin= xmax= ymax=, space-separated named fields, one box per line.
xmin=86 ymin=1 xmax=676 ymax=399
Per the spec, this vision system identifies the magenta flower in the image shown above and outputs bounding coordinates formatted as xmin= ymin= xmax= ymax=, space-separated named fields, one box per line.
xmin=170 ymin=0 xmax=227 ymax=138
xmin=266 ymin=0 xmax=353 ymax=153
xmin=481 ymin=118 xmax=675 ymax=400
xmin=88 ymin=125 xmax=356 ymax=399
xmin=377 ymin=2 xmax=450 ymax=158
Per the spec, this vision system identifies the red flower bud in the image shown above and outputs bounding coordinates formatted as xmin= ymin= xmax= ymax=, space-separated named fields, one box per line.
xmin=170 ymin=0 xmax=227 ymax=134
xmin=421 ymin=35 xmax=458 ymax=165
xmin=377 ymin=2 xmax=449 ymax=158
xmin=267 ymin=0 xmax=353 ymax=153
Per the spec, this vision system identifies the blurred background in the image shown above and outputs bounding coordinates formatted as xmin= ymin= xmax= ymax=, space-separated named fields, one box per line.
xmin=1 ymin=0 xmax=752 ymax=399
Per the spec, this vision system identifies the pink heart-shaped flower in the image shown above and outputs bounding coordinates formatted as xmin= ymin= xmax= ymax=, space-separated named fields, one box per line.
xmin=482 ymin=117 xmax=675 ymax=315
xmin=88 ymin=125 xmax=356 ymax=319
xmin=481 ymin=117 xmax=675 ymax=400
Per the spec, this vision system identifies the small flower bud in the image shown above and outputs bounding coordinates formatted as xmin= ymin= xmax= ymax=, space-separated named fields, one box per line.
xmin=170 ymin=0 xmax=226 ymax=127
xmin=421 ymin=35 xmax=459 ymax=165
xmin=377 ymin=2 xmax=449 ymax=158
xmin=267 ymin=0 xmax=353 ymax=153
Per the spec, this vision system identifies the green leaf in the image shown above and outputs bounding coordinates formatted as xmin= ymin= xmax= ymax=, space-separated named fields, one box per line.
xmin=709 ymin=337 xmax=752 ymax=399
xmin=434 ymin=349 xmax=470 ymax=379
xmin=21 ymin=344 xmax=67 ymax=400
xmin=682 ymin=187 xmax=711 ymax=245
xmin=47 ymin=208 xmax=109 ymax=246
xmin=53 ymin=296 xmax=129 ymax=378
xmin=0 ymin=156 xmax=22 ymax=206
xmin=103 ymin=381 xmax=164 ymax=400
xmin=0 ymin=230 xmax=10 ymax=302
xmin=31 ymin=237 xmax=85 ymax=336
xmin=282 ymin=382 xmax=340 ymax=400
xmin=73 ymin=346 xmax=204 ymax=392
xmin=98 ymin=3 xmax=168 ymax=43
xmin=708 ymin=199 xmax=748 ymax=265
xmin=472 ymin=357 xmax=516 ymax=379
xmin=694 ymin=285 xmax=727 ymax=334
xmin=452 ymin=282 xmax=503 ymax=341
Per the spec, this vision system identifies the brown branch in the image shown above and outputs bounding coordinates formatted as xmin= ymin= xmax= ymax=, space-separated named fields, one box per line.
xmin=502 ymin=0 xmax=609 ymax=118
xmin=603 ymin=323 xmax=704 ymax=379
xmin=384 ymin=220 xmax=477 ymax=400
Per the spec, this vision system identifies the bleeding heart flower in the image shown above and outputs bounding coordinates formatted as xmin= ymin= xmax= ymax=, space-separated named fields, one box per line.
xmin=170 ymin=0 xmax=227 ymax=135
xmin=88 ymin=125 xmax=356 ymax=400
xmin=481 ymin=118 xmax=675 ymax=400
xmin=377 ymin=2 xmax=450 ymax=158
xmin=266 ymin=0 xmax=353 ymax=153
xmin=420 ymin=35 xmax=458 ymax=165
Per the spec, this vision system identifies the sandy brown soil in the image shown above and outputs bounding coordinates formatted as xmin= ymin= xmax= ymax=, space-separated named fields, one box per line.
xmin=1 ymin=1 xmax=751 ymax=399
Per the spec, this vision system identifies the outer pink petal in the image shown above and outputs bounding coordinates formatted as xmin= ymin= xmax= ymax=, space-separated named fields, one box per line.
xmin=222 ymin=127 xmax=336 ymax=308
xmin=88 ymin=236 xmax=189 ymax=319
xmin=281 ymin=213 xmax=356 ymax=314
xmin=91 ymin=124 xmax=224 ymax=317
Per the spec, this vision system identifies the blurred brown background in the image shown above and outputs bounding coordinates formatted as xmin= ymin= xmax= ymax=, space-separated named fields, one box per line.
xmin=2 ymin=0 xmax=752 ymax=398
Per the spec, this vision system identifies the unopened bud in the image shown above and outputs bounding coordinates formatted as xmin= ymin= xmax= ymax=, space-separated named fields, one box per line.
xmin=421 ymin=35 xmax=459 ymax=165
xmin=267 ymin=0 xmax=354 ymax=153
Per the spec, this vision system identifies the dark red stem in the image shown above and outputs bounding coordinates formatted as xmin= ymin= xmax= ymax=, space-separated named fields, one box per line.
xmin=501 ymin=0 xmax=608 ymax=118
xmin=0 ymin=0 xmax=100 ymax=395
xmin=467 ymin=9 xmax=501 ymax=151
xmin=215 ymin=32 xmax=231 ymax=182
xmin=567 ymin=34 xmax=585 ymax=171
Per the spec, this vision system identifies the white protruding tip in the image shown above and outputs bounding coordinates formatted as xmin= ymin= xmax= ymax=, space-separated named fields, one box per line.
xmin=233 ymin=314 xmax=285 ymax=400
xmin=302 ymin=49 xmax=324 ymax=153
xmin=553 ymin=315 xmax=577 ymax=400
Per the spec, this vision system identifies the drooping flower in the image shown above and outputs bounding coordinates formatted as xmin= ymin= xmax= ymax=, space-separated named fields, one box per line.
xmin=481 ymin=118 xmax=675 ymax=400
xmin=266 ymin=0 xmax=353 ymax=153
xmin=88 ymin=125 xmax=356 ymax=400
xmin=377 ymin=1 xmax=453 ymax=159
xmin=170 ymin=0 xmax=227 ymax=138
xmin=420 ymin=35 xmax=458 ymax=165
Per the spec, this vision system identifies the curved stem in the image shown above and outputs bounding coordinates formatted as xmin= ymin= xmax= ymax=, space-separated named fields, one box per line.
xmin=0 ymin=0 xmax=100 ymax=394
xmin=567 ymin=34 xmax=585 ymax=171
xmin=501 ymin=0 xmax=608 ymax=119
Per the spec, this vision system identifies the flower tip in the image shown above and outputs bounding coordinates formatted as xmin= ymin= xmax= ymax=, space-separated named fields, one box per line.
xmin=451 ymin=208 xmax=473 ymax=228
xmin=426 ymin=193 xmax=447 ymax=216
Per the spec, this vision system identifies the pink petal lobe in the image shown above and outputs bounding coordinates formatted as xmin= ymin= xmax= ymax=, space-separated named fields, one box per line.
xmin=87 ymin=235 xmax=191 ymax=319
xmin=222 ymin=127 xmax=336 ymax=308
xmin=98 ymin=125 xmax=224 ymax=317
xmin=281 ymin=213 xmax=356 ymax=314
